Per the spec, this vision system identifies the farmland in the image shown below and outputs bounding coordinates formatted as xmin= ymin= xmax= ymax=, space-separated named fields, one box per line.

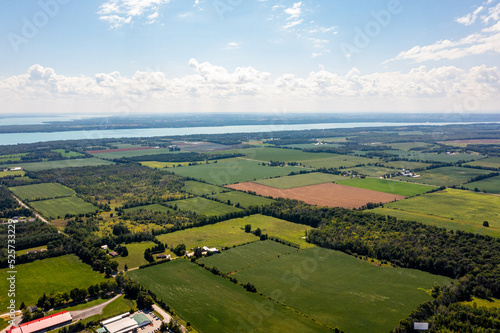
xmin=394 ymin=166 xmax=492 ymax=186
xmin=0 ymin=255 xmax=106 ymax=309
xmin=9 ymin=183 xmax=75 ymax=201
xmin=0 ymin=158 xmax=114 ymax=171
xmin=127 ymin=259 xmax=333 ymax=333
xmin=336 ymin=178 xmax=434 ymax=196
xmin=465 ymin=157 xmax=500 ymax=169
xmin=227 ymin=182 xmax=406 ymax=208
xmin=123 ymin=204 xmax=173 ymax=214
xmin=52 ymin=149 xmax=84 ymax=158
xmin=254 ymin=172 xmax=345 ymax=189
xmin=300 ymin=154 xmax=375 ymax=169
xmin=170 ymin=158 xmax=299 ymax=185
xmin=349 ymin=165 xmax=396 ymax=177
xmin=113 ymin=241 xmax=171 ymax=270
xmin=210 ymin=190 xmax=275 ymax=207
xmin=140 ymin=161 xmax=192 ymax=168
xmin=234 ymin=247 xmax=452 ymax=333
xmin=463 ymin=175 xmax=500 ymax=194
xmin=30 ymin=196 xmax=98 ymax=219
xmin=0 ymin=153 xmax=27 ymax=162
xmin=0 ymin=170 xmax=25 ymax=178
xmin=380 ymin=160 xmax=430 ymax=170
xmin=199 ymin=240 xmax=299 ymax=274
xmin=381 ymin=151 xmax=484 ymax=163
xmin=168 ymin=197 xmax=242 ymax=216
xmin=379 ymin=189 xmax=500 ymax=235
xmin=88 ymin=147 xmax=177 ymax=159
xmin=181 ymin=180 xmax=228 ymax=195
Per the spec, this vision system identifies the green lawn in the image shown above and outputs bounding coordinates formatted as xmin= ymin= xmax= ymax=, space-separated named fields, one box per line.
xmin=30 ymin=196 xmax=98 ymax=219
xmin=9 ymin=183 xmax=75 ymax=201
xmin=182 ymin=180 xmax=228 ymax=195
xmin=199 ymin=240 xmax=299 ymax=274
xmin=394 ymin=166 xmax=492 ymax=186
xmin=234 ymin=247 xmax=452 ymax=333
xmin=0 ymin=255 xmax=106 ymax=309
xmin=379 ymin=188 xmax=500 ymax=236
xmin=254 ymin=172 xmax=345 ymax=189
xmin=336 ymin=178 xmax=435 ymax=197
xmin=463 ymin=175 xmax=500 ymax=194
xmin=210 ymin=191 xmax=275 ymax=208
xmin=52 ymin=149 xmax=85 ymax=158
xmin=465 ymin=157 xmax=500 ymax=169
xmin=170 ymin=158 xmax=300 ymax=185
xmin=123 ymin=204 xmax=173 ymax=214
xmin=127 ymin=260 xmax=332 ymax=333
xmin=0 ymin=158 xmax=114 ymax=171
xmin=169 ymin=197 xmax=242 ymax=216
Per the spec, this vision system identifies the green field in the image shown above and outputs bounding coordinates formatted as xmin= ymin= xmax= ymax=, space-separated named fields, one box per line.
xmin=0 ymin=255 xmax=106 ymax=309
xmin=169 ymin=197 xmax=242 ymax=216
xmin=254 ymin=172 xmax=345 ymax=189
xmin=336 ymin=178 xmax=435 ymax=196
xmin=380 ymin=160 xmax=430 ymax=170
xmin=114 ymin=241 xmax=171 ymax=270
xmin=300 ymin=154 xmax=375 ymax=169
xmin=465 ymin=157 xmax=500 ymax=169
xmin=394 ymin=166 xmax=492 ymax=186
xmin=0 ymin=170 xmax=25 ymax=178
xmin=16 ymin=246 xmax=47 ymax=256
xmin=123 ymin=204 xmax=173 ymax=214
xmin=210 ymin=191 xmax=275 ymax=208
xmin=379 ymin=188 xmax=500 ymax=235
xmin=91 ymin=148 xmax=179 ymax=159
xmin=387 ymin=142 xmax=434 ymax=151
xmin=182 ymin=180 xmax=228 ymax=195
xmin=463 ymin=176 xmax=500 ymax=194
xmin=0 ymin=153 xmax=27 ymax=162
xmin=140 ymin=161 xmax=192 ymax=168
xmin=234 ymin=247 xmax=452 ymax=333
xmin=9 ymin=183 xmax=75 ymax=201
xmin=369 ymin=208 xmax=500 ymax=238
xmin=0 ymin=158 xmax=114 ymax=171
xmin=211 ymin=147 xmax=336 ymax=162
xmin=30 ymin=196 xmax=98 ymax=219
xmin=199 ymin=240 xmax=299 ymax=274
xmin=349 ymin=165 xmax=397 ymax=177
xmin=170 ymin=158 xmax=300 ymax=185
xmin=127 ymin=260 xmax=332 ymax=333
xmin=52 ymin=149 xmax=85 ymax=158
xmin=383 ymin=151 xmax=483 ymax=163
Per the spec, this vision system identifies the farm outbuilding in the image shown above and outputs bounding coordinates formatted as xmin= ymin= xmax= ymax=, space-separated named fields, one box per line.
xmin=7 ymin=311 xmax=72 ymax=333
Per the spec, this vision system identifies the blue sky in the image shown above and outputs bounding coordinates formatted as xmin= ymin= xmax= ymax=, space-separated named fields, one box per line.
xmin=0 ymin=0 xmax=499 ymax=114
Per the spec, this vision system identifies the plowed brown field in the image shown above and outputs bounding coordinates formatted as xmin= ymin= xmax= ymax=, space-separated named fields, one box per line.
xmin=226 ymin=182 xmax=406 ymax=209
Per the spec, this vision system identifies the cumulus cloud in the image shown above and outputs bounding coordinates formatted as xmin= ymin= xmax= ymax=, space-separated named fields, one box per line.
xmin=456 ymin=6 xmax=484 ymax=26
xmin=1 ymin=62 xmax=498 ymax=113
xmin=98 ymin=0 xmax=172 ymax=28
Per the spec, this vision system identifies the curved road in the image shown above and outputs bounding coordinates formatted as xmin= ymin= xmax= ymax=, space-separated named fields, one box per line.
xmin=70 ymin=294 xmax=122 ymax=321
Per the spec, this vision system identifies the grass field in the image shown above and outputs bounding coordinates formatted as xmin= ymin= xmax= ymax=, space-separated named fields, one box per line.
xmin=30 ymin=196 xmax=98 ymax=219
xmin=254 ymin=172 xmax=345 ymax=189
xmin=379 ymin=188 xmax=500 ymax=235
xmin=0 ymin=158 xmax=114 ymax=171
xmin=394 ymin=166 xmax=492 ymax=186
xmin=465 ymin=157 xmax=500 ymax=169
xmin=387 ymin=142 xmax=434 ymax=150
xmin=383 ymin=151 xmax=483 ymax=163
xmin=0 ymin=170 xmax=25 ymax=178
xmin=9 ymin=183 xmax=75 ymax=201
xmin=213 ymin=147 xmax=336 ymax=162
xmin=234 ymin=247 xmax=452 ymax=333
xmin=90 ymin=148 xmax=178 ymax=159
xmin=0 ymin=153 xmax=27 ymax=162
xmin=140 ymin=161 xmax=192 ymax=168
xmin=114 ymin=241 xmax=172 ymax=270
xmin=170 ymin=158 xmax=299 ymax=185
xmin=16 ymin=246 xmax=47 ymax=256
xmin=210 ymin=191 xmax=275 ymax=207
xmin=0 ymin=255 xmax=106 ymax=309
xmin=199 ymin=240 xmax=299 ymax=274
xmin=369 ymin=207 xmax=500 ymax=238
xmin=349 ymin=165 xmax=397 ymax=177
xmin=182 ymin=180 xmax=228 ymax=195
xmin=52 ymin=149 xmax=84 ymax=158
xmin=463 ymin=175 xmax=500 ymax=194
xmin=300 ymin=154 xmax=375 ymax=169
xmin=380 ymin=160 xmax=430 ymax=170
xmin=156 ymin=214 xmax=314 ymax=250
xmin=123 ymin=204 xmax=173 ymax=214
xmin=336 ymin=178 xmax=435 ymax=196
xmin=127 ymin=260 xmax=332 ymax=333
xmin=169 ymin=197 xmax=242 ymax=216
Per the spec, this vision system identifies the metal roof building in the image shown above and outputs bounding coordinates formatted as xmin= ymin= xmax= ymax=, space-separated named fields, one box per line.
xmin=7 ymin=311 xmax=72 ymax=333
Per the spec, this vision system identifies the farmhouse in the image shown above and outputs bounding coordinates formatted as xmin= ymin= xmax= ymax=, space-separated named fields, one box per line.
xmin=156 ymin=253 xmax=171 ymax=259
xmin=7 ymin=311 xmax=72 ymax=333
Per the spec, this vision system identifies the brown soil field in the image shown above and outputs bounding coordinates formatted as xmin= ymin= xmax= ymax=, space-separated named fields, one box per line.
xmin=226 ymin=182 xmax=406 ymax=209
xmin=439 ymin=139 xmax=500 ymax=145
xmin=86 ymin=147 xmax=153 ymax=154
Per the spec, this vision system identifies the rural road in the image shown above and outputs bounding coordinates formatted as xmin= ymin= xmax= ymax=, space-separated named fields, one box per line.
xmin=13 ymin=195 xmax=49 ymax=224
xmin=152 ymin=304 xmax=187 ymax=333
xmin=70 ymin=294 xmax=122 ymax=321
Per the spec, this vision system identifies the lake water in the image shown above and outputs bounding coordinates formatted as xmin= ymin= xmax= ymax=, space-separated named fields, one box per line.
xmin=0 ymin=122 xmax=495 ymax=146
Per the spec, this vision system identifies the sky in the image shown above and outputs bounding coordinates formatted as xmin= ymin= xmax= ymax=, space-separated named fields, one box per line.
xmin=0 ymin=0 xmax=499 ymax=115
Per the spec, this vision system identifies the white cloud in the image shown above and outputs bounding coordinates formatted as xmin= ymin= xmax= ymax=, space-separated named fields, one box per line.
xmin=481 ymin=2 xmax=500 ymax=24
xmin=456 ymin=6 xmax=484 ymax=26
xmin=282 ymin=2 xmax=303 ymax=30
xmin=2 ymin=63 xmax=498 ymax=113
xmin=224 ymin=42 xmax=239 ymax=50
xmin=98 ymin=0 xmax=172 ymax=28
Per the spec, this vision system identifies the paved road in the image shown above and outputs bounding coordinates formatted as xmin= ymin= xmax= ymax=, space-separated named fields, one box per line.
xmin=70 ymin=294 xmax=122 ymax=321
xmin=13 ymin=195 xmax=49 ymax=224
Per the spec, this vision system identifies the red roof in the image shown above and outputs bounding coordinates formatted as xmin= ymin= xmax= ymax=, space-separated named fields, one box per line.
xmin=9 ymin=311 xmax=73 ymax=333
